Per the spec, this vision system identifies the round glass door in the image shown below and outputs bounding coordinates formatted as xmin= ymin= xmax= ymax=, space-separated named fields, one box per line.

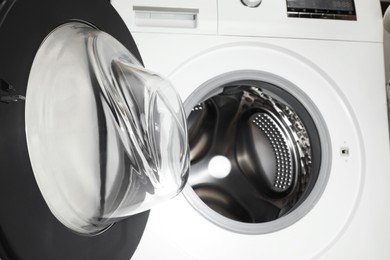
xmin=25 ymin=22 xmax=189 ymax=235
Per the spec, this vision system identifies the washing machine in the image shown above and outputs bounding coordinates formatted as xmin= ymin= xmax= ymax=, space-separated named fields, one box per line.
xmin=111 ymin=0 xmax=390 ymax=259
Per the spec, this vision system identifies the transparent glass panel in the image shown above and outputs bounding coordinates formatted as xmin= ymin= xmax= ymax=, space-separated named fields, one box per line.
xmin=25 ymin=22 xmax=189 ymax=235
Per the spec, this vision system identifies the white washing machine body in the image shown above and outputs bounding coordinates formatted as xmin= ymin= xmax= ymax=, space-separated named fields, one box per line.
xmin=112 ymin=0 xmax=390 ymax=259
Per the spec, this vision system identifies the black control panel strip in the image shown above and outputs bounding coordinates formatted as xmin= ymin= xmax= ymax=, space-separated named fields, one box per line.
xmin=287 ymin=8 xmax=356 ymax=20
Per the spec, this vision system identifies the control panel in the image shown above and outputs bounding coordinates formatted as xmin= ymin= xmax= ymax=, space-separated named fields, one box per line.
xmin=111 ymin=0 xmax=383 ymax=43
xmin=286 ymin=0 xmax=356 ymax=20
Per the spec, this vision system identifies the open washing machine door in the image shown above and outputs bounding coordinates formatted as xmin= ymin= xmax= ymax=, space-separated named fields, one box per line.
xmin=0 ymin=0 xmax=188 ymax=259
xmin=25 ymin=21 xmax=189 ymax=236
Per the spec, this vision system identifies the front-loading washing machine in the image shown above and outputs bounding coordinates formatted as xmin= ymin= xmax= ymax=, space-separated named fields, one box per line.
xmin=1 ymin=0 xmax=390 ymax=259
xmin=111 ymin=0 xmax=390 ymax=259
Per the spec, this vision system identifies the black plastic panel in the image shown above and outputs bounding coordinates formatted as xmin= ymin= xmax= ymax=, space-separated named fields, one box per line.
xmin=382 ymin=0 xmax=390 ymax=15
xmin=0 ymin=0 xmax=16 ymax=27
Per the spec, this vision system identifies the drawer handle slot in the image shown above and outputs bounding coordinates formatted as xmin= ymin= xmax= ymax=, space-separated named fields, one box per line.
xmin=133 ymin=6 xmax=198 ymax=29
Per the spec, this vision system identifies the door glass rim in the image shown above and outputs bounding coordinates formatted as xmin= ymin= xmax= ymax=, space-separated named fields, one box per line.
xmin=182 ymin=70 xmax=331 ymax=234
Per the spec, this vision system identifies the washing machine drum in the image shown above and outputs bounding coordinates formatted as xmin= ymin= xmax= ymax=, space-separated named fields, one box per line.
xmin=0 ymin=0 xmax=188 ymax=259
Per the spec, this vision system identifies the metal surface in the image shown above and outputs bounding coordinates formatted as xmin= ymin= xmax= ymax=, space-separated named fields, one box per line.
xmin=187 ymin=84 xmax=314 ymax=223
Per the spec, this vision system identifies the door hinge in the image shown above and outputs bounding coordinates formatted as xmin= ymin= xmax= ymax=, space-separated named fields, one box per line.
xmin=0 ymin=78 xmax=25 ymax=104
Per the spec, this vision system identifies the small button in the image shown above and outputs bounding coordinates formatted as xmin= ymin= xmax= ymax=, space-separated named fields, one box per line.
xmin=311 ymin=13 xmax=323 ymax=19
xmin=241 ymin=0 xmax=262 ymax=8
xmin=287 ymin=12 xmax=300 ymax=18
